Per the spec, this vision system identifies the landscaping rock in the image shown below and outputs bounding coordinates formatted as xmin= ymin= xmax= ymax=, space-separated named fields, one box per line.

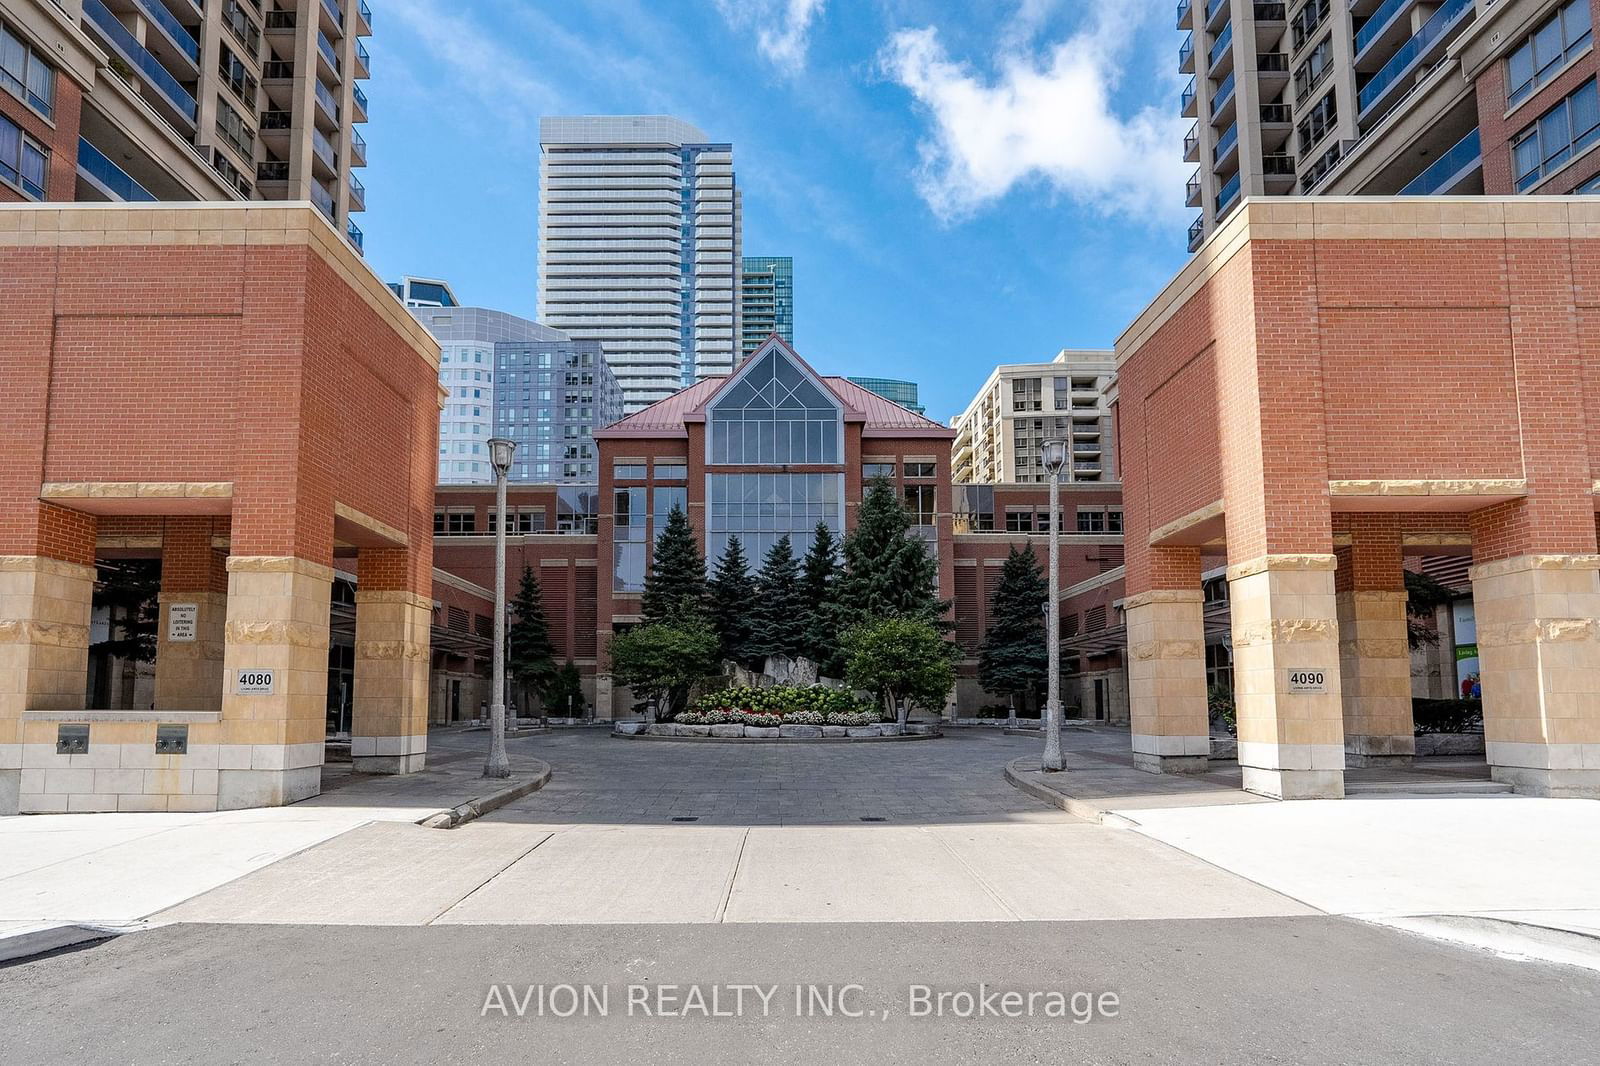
xmin=847 ymin=725 xmax=881 ymax=738
xmin=821 ymin=726 xmax=848 ymax=738
xmin=879 ymin=723 xmax=904 ymax=737
xmin=779 ymin=725 xmax=823 ymax=739
xmin=905 ymin=723 xmax=936 ymax=735
xmin=709 ymin=724 xmax=743 ymax=738
xmin=675 ymin=724 xmax=712 ymax=737
xmin=646 ymin=724 xmax=675 ymax=737
xmin=613 ymin=721 xmax=646 ymax=736
xmin=743 ymin=726 xmax=780 ymax=738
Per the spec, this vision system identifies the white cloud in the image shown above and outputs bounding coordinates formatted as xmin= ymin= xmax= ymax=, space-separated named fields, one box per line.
xmin=385 ymin=0 xmax=563 ymax=123
xmin=715 ymin=0 xmax=827 ymax=74
xmin=881 ymin=5 xmax=1190 ymax=226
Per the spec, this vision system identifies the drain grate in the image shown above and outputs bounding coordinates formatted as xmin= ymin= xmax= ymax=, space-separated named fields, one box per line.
xmin=671 ymin=816 xmax=700 ymax=822
xmin=859 ymin=816 xmax=887 ymax=822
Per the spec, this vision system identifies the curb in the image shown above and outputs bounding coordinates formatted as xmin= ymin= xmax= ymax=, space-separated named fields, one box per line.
xmin=1370 ymin=914 xmax=1600 ymax=974
xmin=1003 ymin=758 xmax=1139 ymax=827
xmin=0 ymin=921 xmax=140 ymax=966
xmin=417 ymin=760 xmax=553 ymax=829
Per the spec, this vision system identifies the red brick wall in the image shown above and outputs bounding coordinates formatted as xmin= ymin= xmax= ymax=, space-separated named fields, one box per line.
xmin=0 ymin=69 xmax=80 ymax=202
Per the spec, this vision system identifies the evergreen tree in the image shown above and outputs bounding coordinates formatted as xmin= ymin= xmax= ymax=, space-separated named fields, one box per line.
xmin=749 ymin=535 xmax=805 ymax=662
xmin=707 ymin=536 xmax=758 ymax=666
xmin=543 ymin=660 xmax=588 ymax=719
xmin=507 ymin=565 xmax=558 ymax=710
xmin=640 ymin=505 xmax=706 ymax=625
xmin=836 ymin=477 xmax=949 ymax=628
xmin=798 ymin=522 xmax=843 ymax=671
xmin=977 ymin=544 xmax=1049 ymax=714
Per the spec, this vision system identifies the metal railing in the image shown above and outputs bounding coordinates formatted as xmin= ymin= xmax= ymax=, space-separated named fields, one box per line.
xmin=1358 ymin=0 xmax=1472 ymax=116
xmin=1209 ymin=20 xmax=1234 ymax=67
xmin=312 ymin=126 xmax=338 ymax=168
xmin=321 ymin=0 xmax=343 ymax=29
xmin=263 ymin=60 xmax=293 ymax=79
xmin=347 ymin=219 xmax=364 ymax=252
xmin=348 ymin=172 xmax=365 ymax=206
xmin=1177 ymin=0 xmax=1192 ymax=27
xmin=1216 ymin=171 xmax=1241 ymax=213
xmin=1180 ymin=32 xmax=1194 ymax=68
xmin=352 ymin=83 xmax=368 ymax=113
xmin=1214 ymin=122 xmax=1238 ymax=162
xmin=1188 ymin=216 xmax=1205 ymax=251
xmin=315 ymin=78 xmax=340 ymax=120
xmin=259 ymin=109 xmax=292 ymax=130
xmin=350 ymin=127 xmax=366 ymax=161
xmin=77 ymin=137 xmax=156 ymax=201
xmin=318 ymin=31 xmax=341 ymax=72
xmin=359 ymin=0 xmax=372 ymax=28
xmin=256 ymin=160 xmax=289 ymax=182
xmin=1182 ymin=76 xmax=1196 ymax=113
xmin=1262 ymin=153 xmax=1295 ymax=175
xmin=1213 ymin=70 xmax=1236 ymax=111
xmin=1399 ymin=127 xmax=1480 ymax=194
xmin=1354 ymin=0 xmax=1414 ymax=59
xmin=84 ymin=0 xmax=198 ymax=124
xmin=1261 ymin=102 xmax=1292 ymax=123
xmin=135 ymin=0 xmax=199 ymax=62
xmin=311 ymin=180 xmax=335 ymax=219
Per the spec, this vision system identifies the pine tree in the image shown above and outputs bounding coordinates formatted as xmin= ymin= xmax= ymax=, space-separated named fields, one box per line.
xmin=507 ymin=565 xmax=558 ymax=710
xmin=836 ymin=477 xmax=949 ymax=628
xmin=707 ymin=536 xmax=758 ymax=666
xmin=640 ymin=505 xmax=707 ymax=625
xmin=749 ymin=535 xmax=805 ymax=662
xmin=543 ymin=660 xmax=588 ymax=719
xmin=799 ymin=522 xmax=842 ymax=671
xmin=977 ymin=544 xmax=1049 ymax=715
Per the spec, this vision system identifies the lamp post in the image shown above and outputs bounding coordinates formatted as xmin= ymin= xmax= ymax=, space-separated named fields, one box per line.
xmin=484 ymin=436 xmax=516 ymax=779
xmin=1040 ymin=438 xmax=1068 ymax=772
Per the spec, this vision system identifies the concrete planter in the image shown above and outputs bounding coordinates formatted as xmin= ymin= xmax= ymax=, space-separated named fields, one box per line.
xmin=1415 ymin=733 xmax=1486 ymax=757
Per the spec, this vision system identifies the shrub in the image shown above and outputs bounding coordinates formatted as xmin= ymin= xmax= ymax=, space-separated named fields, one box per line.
xmin=691 ymin=682 xmax=874 ymax=721
xmin=1413 ymin=698 xmax=1483 ymax=735
xmin=1208 ymin=685 xmax=1236 ymax=736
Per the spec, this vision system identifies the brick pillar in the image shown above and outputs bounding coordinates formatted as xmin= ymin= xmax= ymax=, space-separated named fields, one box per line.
xmin=0 ymin=504 xmax=97 ymax=814
xmin=1230 ymin=555 xmax=1346 ymax=800
xmin=351 ymin=547 xmax=430 ymax=774
xmin=217 ymin=556 xmax=331 ymax=809
xmin=154 ymin=518 xmax=228 ymax=712
xmin=1335 ymin=518 xmax=1414 ymax=767
xmin=1125 ymin=547 xmax=1210 ymax=774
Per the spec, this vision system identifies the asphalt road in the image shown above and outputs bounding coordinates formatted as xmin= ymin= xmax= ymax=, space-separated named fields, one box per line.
xmin=4 ymin=917 xmax=1597 ymax=1064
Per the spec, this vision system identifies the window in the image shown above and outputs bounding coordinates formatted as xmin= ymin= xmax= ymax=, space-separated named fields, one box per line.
xmin=863 ymin=463 xmax=896 ymax=480
xmin=442 ymin=509 xmax=476 ymax=535
xmin=0 ymin=114 xmax=46 ymax=198
xmin=613 ymin=463 xmax=646 ymax=480
xmin=613 ymin=488 xmax=646 ymax=592
xmin=707 ymin=349 xmax=842 ymax=464
xmin=1513 ymin=78 xmax=1600 ymax=190
xmin=707 ymin=472 xmax=842 ymax=564
xmin=904 ymin=462 xmax=936 ymax=478
xmin=1508 ymin=0 xmax=1592 ymax=108
xmin=1012 ymin=378 xmax=1043 ymax=412
xmin=1077 ymin=509 xmax=1107 ymax=533
xmin=1 ymin=20 xmax=55 ymax=119
xmin=1053 ymin=377 xmax=1071 ymax=410
xmin=1005 ymin=509 xmax=1035 ymax=533
xmin=652 ymin=486 xmax=687 ymax=529
xmin=952 ymin=485 xmax=995 ymax=533
xmin=1297 ymin=91 xmax=1337 ymax=154
xmin=654 ymin=463 xmax=687 ymax=480
xmin=1293 ymin=34 xmax=1332 ymax=100
xmin=904 ymin=485 xmax=936 ymax=526
xmin=1108 ymin=509 xmax=1124 ymax=533
xmin=557 ymin=487 xmax=599 ymax=534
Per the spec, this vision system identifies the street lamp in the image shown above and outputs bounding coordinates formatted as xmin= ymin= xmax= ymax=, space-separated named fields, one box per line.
xmin=484 ymin=436 xmax=516 ymax=779
xmin=1040 ymin=438 xmax=1068 ymax=772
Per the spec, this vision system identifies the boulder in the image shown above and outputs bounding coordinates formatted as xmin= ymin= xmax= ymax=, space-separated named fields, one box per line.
xmin=646 ymin=724 xmax=675 ymax=737
xmin=778 ymin=724 xmax=823 ymax=739
xmin=847 ymin=725 xmax=881 ymax=738
xmin=709 ymin=724 xmax=743 ymax=738
xmin=821 ymin=725 xmax=848 ymax=738
xmin=905 ymin=722 xmax=937 ymax=736
xmin=613 ymin=721 xmax=646 ymax=736
xmin=879 ymin=723 xmax=904 ymax=737
xmin=743 ymin=726 xmax=780 ymax=738
xmin=675 ymin=724 xmax=712 ymax=737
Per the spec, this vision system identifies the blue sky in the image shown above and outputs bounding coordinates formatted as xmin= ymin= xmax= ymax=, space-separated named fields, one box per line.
xmin=364 ymin=0 xmax=1191 ymax=422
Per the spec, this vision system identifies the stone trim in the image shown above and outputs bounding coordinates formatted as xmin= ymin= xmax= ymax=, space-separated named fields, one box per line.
xmin=350 ymin=734 xmax=427 ymax=757
xmin=1487 ymin=741 xmax=1600 ymax=771
xmin=225 ymin=555 xmax=336 ymax=582
xmin=21 ymin=710 xmax=220 ymax=723
xmin=1477 ymin=618 xmax=1599 ymax=649
xmin=42 ymin=481 xmax=232 ymax=501
xmin=334 ymin=502 xmax=409 ymax=547
xmin=430 ymin=567 xmax=494 ymax=602
xmin=1063 ymin=565 xmax=1125 ymax=600
xmin=1329 ymin=478 xmax=1526 ymax=498
xmin=0 ymin=621 xmax=89 ymax=648
xmin=1130 ymin=733 xmax=1210 ymax=756
xmin=1233 ymin=618 xmax=1338 ymax=647
xmin=354 ymin=589 xmax=432 ymax=610
xmin=225 ymin=620 xmax=328 ymax=648
xmin=1148 ymin=499 xmax=1224 ymax=546
xmin=1403 ymin=533 xmax=1474 ymax=547
xmin=0 ymin=555 xmax=97 ymax=580
xmin=1226 ymin=554 xmax=1338 ymax=581
xmin=354 ymin=639 xmax=430 ymax=661
xmin=1237 ymin=740 xmax=1346 ymax=772
xmin=1468 ymin=554 xmax=1600 ymax=581
xmin=1121 ymin=588 xmax=1204 ymax=611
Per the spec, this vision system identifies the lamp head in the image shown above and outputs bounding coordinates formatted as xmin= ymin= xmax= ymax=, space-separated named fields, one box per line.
xmin=1040 ymin=438 xmax=1068 ymax=475
xmin=488 ymin=437 xmax=517 ymax=476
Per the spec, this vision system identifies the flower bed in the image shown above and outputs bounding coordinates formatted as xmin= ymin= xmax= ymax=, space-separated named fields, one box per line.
xmin=674 ymin=684 xmax=882 ymax=728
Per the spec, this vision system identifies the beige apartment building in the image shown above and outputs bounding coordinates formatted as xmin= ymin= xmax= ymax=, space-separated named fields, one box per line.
xmin=1181 ymin=0 xmax=1599 ymax=250
xmin=950 ymin=349 xmax=1116 ymax=487
xmin=0 ymin=0 xmax=370 ymax=252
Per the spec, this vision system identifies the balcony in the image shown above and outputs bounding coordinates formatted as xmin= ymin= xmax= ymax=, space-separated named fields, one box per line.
xmin=352 ymin=83 xmax=368 ymax=118
xmin=1182 ymin=76 xmax=1197 ymax=117
xmin=1354 ymin=0 xmax=1415 ymax=65
xmin=1262 ymin=152 xmax=1296 ymax=191
xmin=1216 ymin=171 xmax=1242 ymax=216
xmin=355 ymin=39 xmax=370 ymax=77
xmin=83 ymin=0 xmax=198 ymax=131
xmin=77 ymin=137 xmax=156 ymax=202
xmin=1184 ymin=121 xmax=1200 ymax=161
xmin=1186 ymin=169 xmax=1202 ymax=207
xmin=1209 ymin=20 xmax=1235 ymax=76
xmin=1213 ymin=121 xmax=1239 ymax=165
xmin=1253 ymin=2 xmax=1286 ymax=23
xmin=350 ymin=127 xmax=366 ymax=166
xmin=347 ymin=218 xmax=364 ymax=253
xmin=317 ymin=31 xmax=342 ymax=78
xmin=1177 ymin=0 xmax=1192 ymax=28
xmin=263 ymin=60 xmax=293 ymax=80
xmin=1205 ymin=0 xmax=1229 ymax=31
xmin=259 ymin=109 xmax=292 ymax=131
xmin=1357 ymin=0 xmax=1473 ymax=121
xmin=256 ymin=159 xmax=289 ymax=183
xmin=1399 ymin=127 xmax=1481 ymax=195
xmin=311 ymin=180 xmax=336 ymax=221
xmin=1261 ymin=103 xmax=1293 ymax=151
xmin=315 ymin=78 xmax=341 ymax=124
xmin=1188 ymin=215 xmax=1205 ymax=252
xmin=312 ymin=126 xmax=338 ymax=171
xmin=265 ymin=9 xmax=295 ymax=32
xmin=348 ymin=172 xmax=365 ymax=210
xmin=320 ymin=0 xmax=344 ymax=35
xmin=134 ymin=0 xmax=200 ymax=67
xmin=1212 ymin=70 xmax=1236 ymax=123
xmin=357 ymin=0 xmax=372 ymax=33
xmin=1179 ymin=32 xmax=1195 ymax=73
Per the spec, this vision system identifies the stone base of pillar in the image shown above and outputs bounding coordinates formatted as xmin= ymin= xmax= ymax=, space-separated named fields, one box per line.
xmin=1344 ymin=733 xmax=1415 ymax=768
xmin=218 ymin=766 xmax=322 ymax=809
xmin=1131 ymin=733 xmax=1211 ymax=775
xmin=1242 ymin=766 xmax=1346 ymax=800
xmin=350 ymin=733 xmax=428 ymax=775
xmin=0 ymin=769 xmax=18 ymax=816
xmin=1489 ymin=765 xmax=1600 ymax=799
xmin=1487 ymin=740 xmax=1600 ymax=798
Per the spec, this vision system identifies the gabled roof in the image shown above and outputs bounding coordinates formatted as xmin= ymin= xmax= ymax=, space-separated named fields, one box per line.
xmin=594 ymin=335 xmax=954 ymax=440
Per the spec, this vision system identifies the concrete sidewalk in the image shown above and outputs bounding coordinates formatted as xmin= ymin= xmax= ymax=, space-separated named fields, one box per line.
xmin=0 ymin=729 xmax=549 ymax=959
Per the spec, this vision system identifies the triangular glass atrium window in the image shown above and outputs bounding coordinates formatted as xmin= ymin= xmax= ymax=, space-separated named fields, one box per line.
xmin=708 ymin=349 xmax=841 ymax=464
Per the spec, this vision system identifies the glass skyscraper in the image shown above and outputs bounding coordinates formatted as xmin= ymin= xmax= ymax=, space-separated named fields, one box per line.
xmin=847 ymin=376 xmax=924 ymax=415
xmin=493 ymin=338 xmax=624 ymax=483
xmin=740 ymin=255 xmax=793 ymax=357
